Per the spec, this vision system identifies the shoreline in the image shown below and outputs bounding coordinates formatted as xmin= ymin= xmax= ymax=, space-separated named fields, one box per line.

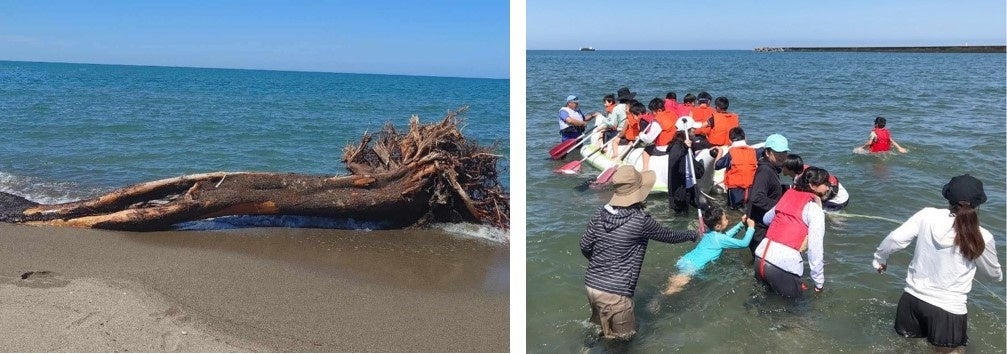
xmin=0 ymin=223 xmax=509 ymax=352
xmin=753 ymin=45 xmax=1005 ymax=53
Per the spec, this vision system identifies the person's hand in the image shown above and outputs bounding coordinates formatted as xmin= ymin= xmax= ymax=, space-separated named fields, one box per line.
xmin=812 ymin=194 xmax=822 ymax=207
xmin=684 ymin=138 xmax=692 ymax=148
xmin=897 ymin=146 xmax=908 ymax=153
xmin=743 ymin=215 xmax=755 ymax=228
xmin=876 ymin=263 xmax=887 ymax=274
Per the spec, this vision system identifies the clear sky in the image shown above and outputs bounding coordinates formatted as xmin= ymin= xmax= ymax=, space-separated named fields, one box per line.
xmin=528 ymin=0 xmax=1006 ymax=50
xmin=0 ymin=0 xmax=509 ymax=78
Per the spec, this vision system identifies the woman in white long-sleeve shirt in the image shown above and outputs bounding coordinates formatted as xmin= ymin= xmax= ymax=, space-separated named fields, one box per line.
xmin=873 ymin=174 xmax=1002 ymax=352
xmin=754 ymin=167 xmax=831 ymax=298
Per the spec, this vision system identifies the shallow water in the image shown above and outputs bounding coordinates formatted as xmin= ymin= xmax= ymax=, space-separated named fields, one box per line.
xmin=0 ymin=60 xmax=509 ymax=240
xmin=526 ymin=50 xmax=1006 ymax=352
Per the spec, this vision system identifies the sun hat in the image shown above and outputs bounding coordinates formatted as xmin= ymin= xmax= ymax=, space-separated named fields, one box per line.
xmin=764 ymin=134 xmax=790 ymax=152
xmin=675 ymin=117 xmax=702 ymax=131
xmin=566 ymin=95 xmax=579 ymax=103
xmin=942 ymin=174 xmax=986 ymax=207
xmin=609 ymin=165 xmax=656 ymax=207
xmin=616 ymin=87 xmax=637 ymax=101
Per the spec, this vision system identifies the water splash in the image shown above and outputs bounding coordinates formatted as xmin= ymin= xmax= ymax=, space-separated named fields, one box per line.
xmin=432 ymin=222 xmax=509 ymax=244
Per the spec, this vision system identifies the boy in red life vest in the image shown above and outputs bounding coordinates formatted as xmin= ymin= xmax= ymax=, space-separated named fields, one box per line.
xmin=861 ymin=116 xmax=908 ymax=153
xmin=694 ymin=96 xmax=740 ymax=147
xmin=713 ymin=127 xmax=758 ymax=210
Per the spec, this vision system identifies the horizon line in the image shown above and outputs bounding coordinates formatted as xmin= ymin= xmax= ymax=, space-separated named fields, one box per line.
xmin=0 ymin=58 xmax=508 ymax=80
xmin=528 ymin=44 xmax=1006 ymax=51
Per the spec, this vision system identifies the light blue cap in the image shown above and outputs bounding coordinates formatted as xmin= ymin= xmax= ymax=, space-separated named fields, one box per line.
xmin=765 ymin=134 xmax=789 ymax=152
xmin=566 ymin=95 xmax=579 ymax=103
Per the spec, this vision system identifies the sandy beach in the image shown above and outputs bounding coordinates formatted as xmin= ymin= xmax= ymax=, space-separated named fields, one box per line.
xmin=0 ymin=223 xmax=509 ymax=352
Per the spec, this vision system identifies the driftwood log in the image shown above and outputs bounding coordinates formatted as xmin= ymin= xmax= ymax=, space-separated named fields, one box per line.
xmin=0 ymin=108 xmax=509 ymax=231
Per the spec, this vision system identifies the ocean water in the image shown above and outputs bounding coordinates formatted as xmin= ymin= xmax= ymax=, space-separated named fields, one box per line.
xmin=527 ymin=50 xmax=1006 ymax=352
xmin=0 ymin=60 xmax=508 ymax=241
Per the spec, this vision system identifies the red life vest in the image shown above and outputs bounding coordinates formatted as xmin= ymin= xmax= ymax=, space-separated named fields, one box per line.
xmin=765 ymin=190 xmax=816 ymax=251
xmin=870 ymin=128 xmax=891 ymax=153
xmin=705 ymin=111 xmax=739 ymax=146
xmin=724 ymin=146 xmax=757 ymax=189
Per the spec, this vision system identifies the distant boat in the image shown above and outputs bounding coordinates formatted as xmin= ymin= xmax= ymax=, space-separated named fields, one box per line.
xmin=580 ymin=47 xmax=596 ymax=51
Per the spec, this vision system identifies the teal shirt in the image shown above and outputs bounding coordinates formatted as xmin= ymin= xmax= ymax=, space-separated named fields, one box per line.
xmin=676 ymin=222 xmax=755 ymax=275
xmin=603 ymin=103 xmax=627 ymax=131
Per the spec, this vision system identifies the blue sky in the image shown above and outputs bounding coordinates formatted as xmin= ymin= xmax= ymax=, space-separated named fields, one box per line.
xmin=528 ymin=0 xmax=1006 ymax=50
xmin=0 ymin=0 xmax=509 ymax=78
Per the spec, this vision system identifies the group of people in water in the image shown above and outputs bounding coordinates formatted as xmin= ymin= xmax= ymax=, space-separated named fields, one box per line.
xmin=567 ymin=87 xmax=1002 ymax=352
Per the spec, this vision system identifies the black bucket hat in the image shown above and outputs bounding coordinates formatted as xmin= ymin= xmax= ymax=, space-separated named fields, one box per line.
xmin=942 ymin=174 xmax=987 ymax=207
xmin=616 ymin=87 xmax=636 ymax=101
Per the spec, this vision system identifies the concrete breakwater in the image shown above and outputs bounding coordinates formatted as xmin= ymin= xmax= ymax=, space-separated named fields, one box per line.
xmin=754 ymin=45 xmax=1005 ymax=53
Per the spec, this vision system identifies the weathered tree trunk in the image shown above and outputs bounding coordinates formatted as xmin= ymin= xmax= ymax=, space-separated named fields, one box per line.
xmin=0 ymin=108 xmax=509 ymax=231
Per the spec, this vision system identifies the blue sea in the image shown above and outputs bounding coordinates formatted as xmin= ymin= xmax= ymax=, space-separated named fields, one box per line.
xmin=0 ymin=60 xmax=509 ymax=241
xmin=526 ymin=50 xmax=1006 ymax=352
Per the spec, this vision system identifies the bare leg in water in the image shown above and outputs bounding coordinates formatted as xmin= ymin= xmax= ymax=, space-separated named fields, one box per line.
xmin=662 ymin=274 xmax=692 ymax=295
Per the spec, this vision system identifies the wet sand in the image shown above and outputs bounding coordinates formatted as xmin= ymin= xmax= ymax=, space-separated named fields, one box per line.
xmin=0 ymin=224 xmax=509 ymax=352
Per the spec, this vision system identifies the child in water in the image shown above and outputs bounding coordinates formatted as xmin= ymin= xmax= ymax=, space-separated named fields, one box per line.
xmin=662 ymin=205 xmax=756 ymax=295
xmin=860 ymin=116 xmax=908 ymax=153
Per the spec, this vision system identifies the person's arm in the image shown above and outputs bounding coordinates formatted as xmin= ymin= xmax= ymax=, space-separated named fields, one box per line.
xmin=805 ymin=202 xmax=826 ymax=290
xmin=640 ymin=214 xmax=698 ymax=244
xmin=694 ymin=117 xmax=713 ymax=136
xmin=638 ymin=120 xmax=662 ymax=145
xmin=860 ymin=131 xmax=877 ymax=150
xmin=872 ymin=209 xmax=925 ymax=272
xmin=714 ymin=148 xmax=732 ymax=170
xmin=889 ymin=138 xmax=908 ymax=153
xmin=561 ymin=110 xmax=586 ymax=127
xmin=762 ymin=207 xmax=776 ymax=226
xmin=749 ymin=166 xmax=779 ymax=214
xmin=580 ymin=210 xmax=600 ymax=259
xmin=718 ymin=221 xmax=754 ymax=249
xmin=976 ymin=230 xmax=1003 ymax=281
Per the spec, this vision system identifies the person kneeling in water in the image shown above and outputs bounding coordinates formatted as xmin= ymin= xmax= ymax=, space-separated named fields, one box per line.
xmin=754 ymin=167 xmax=832 ymax=298
xmin=663 ymin=205 xmax=756 ymax=295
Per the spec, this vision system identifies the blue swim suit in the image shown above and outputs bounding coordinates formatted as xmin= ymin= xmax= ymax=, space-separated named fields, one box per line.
xmin=675 ymin=222 xmax=755 ymax=275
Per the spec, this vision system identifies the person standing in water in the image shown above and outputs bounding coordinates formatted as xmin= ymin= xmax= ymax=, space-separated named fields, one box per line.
xmin=558 ymin=95 xmax=595 ymax=142
xmin=745 ymin=133 xmax=790 ymax=255
xmin=872 ymin=174 xmax=1002 ymax=352
xmin=861 ymin=116 xmax=908 ymax=153
xmin=580 ymin=166 xmax=698 ymax=340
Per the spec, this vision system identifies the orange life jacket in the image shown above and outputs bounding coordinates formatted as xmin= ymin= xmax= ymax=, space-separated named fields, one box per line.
xmin=705 ymin=111 xmax=740 ymax=146
xmin=654 ymin=111 xmax=677 ymax=146
xmin=625 ymin=111 xmax=640 ymax=141
xmin=765 ymin=190 xmax=816 ymax=251
xmin=724 ymin=146 xmax=757 ymax=189
xmin=870 ymin=128 xmax=891 ymax=152
xmin=690 ymin=105 xmax=714 ymax=125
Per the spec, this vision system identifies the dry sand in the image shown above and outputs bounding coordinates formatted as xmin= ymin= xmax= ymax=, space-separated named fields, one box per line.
xmin=0 ymin=223 xmax=509 ymax=352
